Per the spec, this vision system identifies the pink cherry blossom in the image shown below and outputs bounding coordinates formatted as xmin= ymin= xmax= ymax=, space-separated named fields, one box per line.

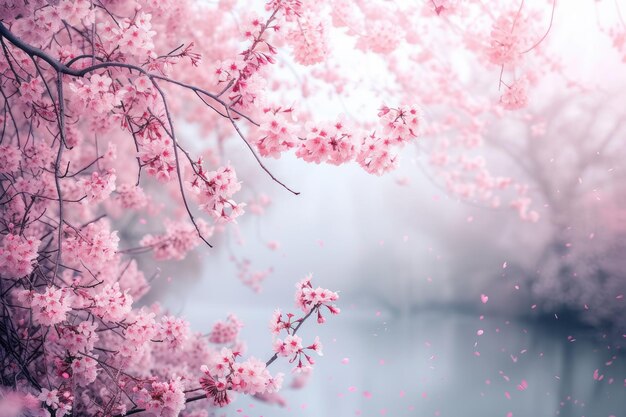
xmin=0 ymin=144 xmax=21 ymax=173
xmin=273 ymin=334 xmax=303 ymax=357
xmin=0 ymin=233 xmax=40 ymax=279
xmin=23 ymin=287 xmax=71 ymax=326
xmin=78 ymin=170 xmax=116 ymax=203
xmin=209 ymin=314 xmax=243 ymax=344
xmin=500 ymin=78 xmax=529 ymax=110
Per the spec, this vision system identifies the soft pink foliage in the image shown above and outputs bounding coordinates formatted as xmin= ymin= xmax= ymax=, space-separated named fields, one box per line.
xmin=256 ymin=108 xmax=296 ymax=158
xmin=62 ymin=221 xmax=119 ymax=271
xmin=296 ymin=119 xmax=357 ymax=165
xmin=197 ymin=276 xmax=335 ymax=406
xmin=286 ymin=12 xmax=329 ymax=65
xmin=486 ymin=12 xmax=530 ymax=67
xmin=0 ymin=0 xmax=355 ymax=412
xmin=78 ymin=170 xmax=117 ymax=203
xmin=208 ymin=314 xmax=243 ymax=344
xmin=18 ymin=287 xmax=71 ymax=327
xmin=141 ymin=219 xmax=214 ymax=261
xmin=500 ymin=78 xmax=529 ymax=110
xmin=189 ymin=164 xmax=244 ymax=224
xmin=0 ymin=144 xmax=21 ymax=173
xmin=1 ymin=0 xmax=607 ymax=414
xmin=138 ymin=378 xmax=186 ymax=417
xmin=0 ymin=233 xmax=40 ymax=279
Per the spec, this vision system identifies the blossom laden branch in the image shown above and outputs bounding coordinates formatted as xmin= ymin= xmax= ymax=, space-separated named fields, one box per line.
xmin=0 ymin=21 xmax=299 ymax=200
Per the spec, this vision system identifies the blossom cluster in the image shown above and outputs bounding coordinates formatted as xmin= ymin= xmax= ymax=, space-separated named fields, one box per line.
xmin=17 ymin=287 xmax=71 ymax=327
xmin=286 ymin=12 xmax=329 ymax=65
xmin=199 ymin=350 xmax=282 ymax=407
xmin=141 ymin=219 xmax=214 ymax=261
xmin=78 ymin=170 xmax=117 ymax=203
xmin=294 ymin=274 xmax=340 ymax=320
xmin=137 ymin=378 xmax=186 ymax=417
xmin=198 ymin=275 xmax=338 ymax=405
xmin=296 ymin=119 xmax=356 ymax=165
xmin=208 ymin=314 xmax=243 ymax=344
xmin=0 ymin=233 xmax=40 ymax=279
xmin=255 ymin=105 xmax=422 ymax=175
xmin=189 ymin=164 xmax=245 ymax=224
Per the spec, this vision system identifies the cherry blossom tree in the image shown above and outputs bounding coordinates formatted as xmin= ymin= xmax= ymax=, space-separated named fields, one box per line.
xmin=495 ymin=92 xmax=626 ymax=333
xmin=0 ymin=1 xmax=356 ymax=415
xmin=1 ymin=0 xmax=624 ymax=416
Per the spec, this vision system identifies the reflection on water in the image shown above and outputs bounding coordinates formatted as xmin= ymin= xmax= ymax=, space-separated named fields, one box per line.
xmin=201 ymin=309 xmax=624 ymax=417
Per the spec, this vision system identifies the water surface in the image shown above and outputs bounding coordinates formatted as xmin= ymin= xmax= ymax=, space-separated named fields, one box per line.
xmin=184 ymin=307 xmax=625 ymax=417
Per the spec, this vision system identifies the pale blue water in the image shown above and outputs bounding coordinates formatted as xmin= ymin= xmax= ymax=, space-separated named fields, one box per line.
xmin=184 ymin=308 xmax=625 ymax=417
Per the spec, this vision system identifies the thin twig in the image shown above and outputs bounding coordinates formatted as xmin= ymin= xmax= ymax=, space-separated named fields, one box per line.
xmin=225 ymin=106 xmax=300 ymax=196
xmin=151 ymin=80 xmax=213 ymax=248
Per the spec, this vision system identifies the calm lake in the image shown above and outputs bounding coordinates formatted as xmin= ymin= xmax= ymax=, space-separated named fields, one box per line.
xmin=183 ymin=307 xmax=625 ymax=417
